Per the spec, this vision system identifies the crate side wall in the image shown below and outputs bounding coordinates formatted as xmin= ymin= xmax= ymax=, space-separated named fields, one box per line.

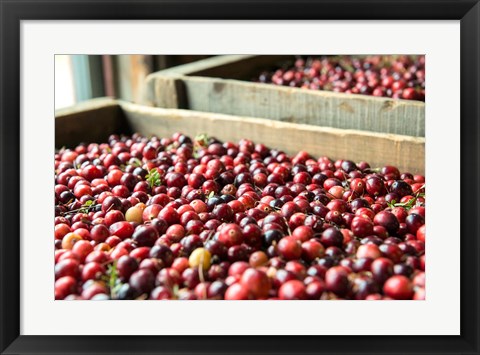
xmin=146 ymin=55 xmax=425 ymax=137
xmin=55 ymin=104 xmax=130 ymax=149
xmin=120 ymin=102 xmax=425 ymax=175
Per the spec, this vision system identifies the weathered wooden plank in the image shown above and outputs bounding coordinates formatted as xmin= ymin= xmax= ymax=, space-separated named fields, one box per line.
xmin=145 ymin=55 xmax=290 ymax=106
xmin=119 ymin=101 xmax=425 ymax=175
xmin=147 ymin=55 xmax=272 ymax=78
xmin=55 ymin=99 xmax=425 ymax=174
xmin=183 ymin=77 xmax=425 ymax=136
xmin=145 ymin=55 xmax=425 ymax=137
xmin=55 ymin=98 xmax=128 ymax=148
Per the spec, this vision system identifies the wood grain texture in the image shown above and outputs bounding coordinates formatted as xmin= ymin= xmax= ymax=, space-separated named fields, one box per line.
xmin=119 ymin=101 xmax=425 ymax=175
xmin=145 ymin=55 xmax=425 ymax=137
xmin=55 ymin=98 xmax=425 ymax=174
xmin=55 ymin=98 xmax=128 ymax=148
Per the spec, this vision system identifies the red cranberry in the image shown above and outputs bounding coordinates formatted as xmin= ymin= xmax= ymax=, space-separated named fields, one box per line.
xmin=383 ymin=275 xmax=413 ymax=299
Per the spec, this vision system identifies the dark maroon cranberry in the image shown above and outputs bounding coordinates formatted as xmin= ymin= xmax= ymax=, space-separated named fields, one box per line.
xmin=207 ymin=281 xmax=228 ymax=299
xmin=150 ymin=218 xmax=168 ymax=235
xmin=344 ymin=240 xmax=359 ymax=255
xmin=320 ymin=227 xmax=344 ymax=248
xmin=180 ymin=234 xmax=203 ymax=255
xmin=208 ymin=263 xmax=229 ymax=281
xmin=313 ymin=194 xmax=331 ymax=206
xmin=217 ymin=172 xmax=235 ymax=186
xmin=117 ymin=255 xmax=139 ymax=281
xmin=325 ymin=246 xmax=344 ymax=260
xmin=360 ymin=236 xmax=383 ymax=246
xmin=166 ymin=172 xmax=187 ymax=189
xmin=353 ymin=257 xmax=373 ymax=273
xmin=393 ymin=263 xmax=413 ymax=277
xmin=234 ymin=173 xmax=254 ymax=186
xmin=304 ymin=215 xmax=324 ymax=232
xmin=365 ymin=176 xmax=385 ymax=196
xmin=59 ymin=190 xmax=76 ymax=204
xmin=227 ymin=244 xmax=250 ymax=262
xmin=381 ymin=166 xmax=400 ymax=180
xmin=242 ymin=224 xmax=262 ymax=247
xmin=405 ymin=255 xmax=420 ymax=270
xmin=272 ymin=269 xmax=297 ymax=289
xmin=341 ymin=160 xmax=357 ymax=173
xmin=405 ymin=213 xmax=425 ymax=234
xmin=212 ymin=203 xmax=234 ymax=222
xmin=350 ymin=216 xmax=374 ymax=238
xmin=206 ymin=196 xmax=223 ymax=211
xmin=384 ymin=237 xmax=402 ymax=245
xmin=116 ymin=283 xmax=139 ymax=300
xmin=129 ymin=269 xmax=155 ymax=294
xmin=349 ymin=198 xmax=370 ymax=213
xmin=370 ymin=257 xmax=393 ymax=284
xmin=379 ymin=243 xmax=403 ymax=263
xmin=373 ymin=211 xmax=400 ymax=235
xmin=149 ymin=244 xmax=174 ymax=266
xmin=182 ymin=268 xmax=202 ymax=289
xmin=390 ymin=180 xmax=413 ymax=197
xmin=239 ymin=216 xmax=257 ymax=228
xmin=263 ymin=229 xmax=285 ymax=247
xmin=339 ymin=258 xmax=355 ymax=271
xmin=316 ymin=256 xmax=335 ymax=269
xmin=101 ymin=196 xmax=122 ymax=213
xmin=305 ymin=280 xmax=325 ymax=299
xmin=352 ymin=275 xmax=379 ymax=300
xmin=398 ymin=242 xmax=418 ymax=256
xmin=132 ymin=225 xmax=159 ymax=247
xmin=120 ymin=173 xmax=138 ymax=191
xmin=186 ymin=189 xmax=205 ymax=202
xmin=325 ymin=266 xmax=349 ymax=296
xmin=325 ymin=210 xmax=344 ymax=226
xmin=204 ymin=239 xmax=228 ymax=259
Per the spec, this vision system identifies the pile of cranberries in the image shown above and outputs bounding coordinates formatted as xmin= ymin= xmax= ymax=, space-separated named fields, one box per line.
xmin=54 ymin=132 xmax=425 ymax=300
xmin=255 ymin=55 xmax=425 ymax=101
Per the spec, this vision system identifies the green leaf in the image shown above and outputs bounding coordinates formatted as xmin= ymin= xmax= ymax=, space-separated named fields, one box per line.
xmin=77 ymin=199 xmax=97 ymax=214
xmin=193 ymin=133 xmax=210 ymax=159
xmin=194 ymin=133 xmax=210 ymax=147
xmin=130 ymin=158 xmax=143 ymax=167
xmin=146 ymin=168 xmax=162 ymax=189
xmin=106 ymin=260 xmax=119 ymax=299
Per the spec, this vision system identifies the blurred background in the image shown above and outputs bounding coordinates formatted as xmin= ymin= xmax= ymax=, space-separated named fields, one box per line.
xmin=54 ymin=55 xmax=213 ymax=109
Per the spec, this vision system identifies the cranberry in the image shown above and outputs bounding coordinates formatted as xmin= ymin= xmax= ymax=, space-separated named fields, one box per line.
xmin=225 ymin=283 xmax=251 ymax=300
xmin=383 ymin=275 xmax=413 ymax=300
xmin=320 ymin=227 xmax=344 ymax=248
xmin=405 ymin=213 xmax=425 ymax=234
xmin=240 ymin=268 xmax=271 ymax=298
xmin=218 ymin=223 xmax=244 ymax=247
xmin=55 ymin=132 xmax=426 ymax=300
xmin=325 ymin=266 xmax=350 ymax=296
xmin=278 ymin=280 xmax=306 ymax=300
xmin=373 ymin=211 xmax=400 ymax=235
xmin=129 ymin=269 xmax=155 ymax=295
xmin=350 ymin=216 xmax=374 ymax=238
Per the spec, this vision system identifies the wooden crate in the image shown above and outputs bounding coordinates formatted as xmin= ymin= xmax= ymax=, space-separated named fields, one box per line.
xmin=144 ymin=55 xmax=425 ymax=137
xmin=56 ymin=98 xmax=425 ymax=175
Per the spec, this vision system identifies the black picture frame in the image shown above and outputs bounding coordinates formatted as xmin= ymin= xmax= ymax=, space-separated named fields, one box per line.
xmin=1 ymin=1 xmax=479 ymax=354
